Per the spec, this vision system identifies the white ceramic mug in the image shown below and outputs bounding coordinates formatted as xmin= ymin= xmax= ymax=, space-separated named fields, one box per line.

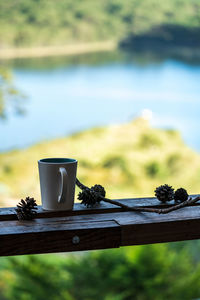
xmin=38 ymin=158 xmax=77 ymax=211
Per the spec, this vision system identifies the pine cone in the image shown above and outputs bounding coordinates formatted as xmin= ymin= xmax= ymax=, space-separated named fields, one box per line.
xmin=91 ymin=184 xmax=106 ymax=198
xmin=174 ymin=188 xmax=188 ymax=203
xmin=15 ymin=197 xmax=37 ymax=220
xmin=155 ymin=184 xmax=174 ymax=203
xmin=78 ymin=184 xmax=106 ymax=207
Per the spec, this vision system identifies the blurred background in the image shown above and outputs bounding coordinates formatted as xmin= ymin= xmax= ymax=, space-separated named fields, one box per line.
xmin=0 ymin=0 xmax=200 ymax=299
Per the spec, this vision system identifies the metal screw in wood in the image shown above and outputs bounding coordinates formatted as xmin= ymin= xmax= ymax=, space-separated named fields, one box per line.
xmin=72 ymin=235 xmax=80 ymax=244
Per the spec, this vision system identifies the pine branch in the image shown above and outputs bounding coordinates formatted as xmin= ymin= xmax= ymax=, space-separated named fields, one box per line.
xmin=75 ymin=178 xmax=200 ymax=214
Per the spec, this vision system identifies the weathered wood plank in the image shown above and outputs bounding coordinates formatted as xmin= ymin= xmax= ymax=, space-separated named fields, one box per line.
xmin=0 ymin=220 xmax=121 ymax=256
xmin=121 ymin=219 xmax=200 ymax=246
xmin=112 ymin=206 xmax=200 ymax=245
xmin=0 ymin=194 xmax=199 ymax=221
xmin=2 ymin=204 xmax=195 ymax=226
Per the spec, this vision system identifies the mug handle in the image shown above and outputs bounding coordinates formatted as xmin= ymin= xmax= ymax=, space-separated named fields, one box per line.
xmin=58 ymin=167 xmax=68 ymax=203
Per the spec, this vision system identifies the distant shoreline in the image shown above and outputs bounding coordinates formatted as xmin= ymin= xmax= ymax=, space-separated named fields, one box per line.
xmin=0 ymin=40 xmax=117 ymax=60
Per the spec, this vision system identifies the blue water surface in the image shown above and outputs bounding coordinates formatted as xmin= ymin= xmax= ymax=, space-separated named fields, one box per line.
xmin=0 ymin=53 xmax=200 ymax=152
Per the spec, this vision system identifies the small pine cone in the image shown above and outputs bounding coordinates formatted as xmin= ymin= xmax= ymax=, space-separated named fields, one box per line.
xmin=78 ymin=184 xmax=106 ymax=207
xmin=77 ymin=188 xmax=90 ymax=203
xmin=155 ymin=184 xmax=174 ymax=203
xmin=174 ymin=188 xmax=188 ymax=203
xmin=15 ymin=197 xmax=37 ymax=220
xmin=91 ymin=184 xmax=106 ymax=199
xmin=78 ymin=188 xmax=97 ymax=207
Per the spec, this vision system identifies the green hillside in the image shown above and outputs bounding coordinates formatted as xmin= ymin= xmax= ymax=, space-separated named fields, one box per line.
xmin=0 ymin=0 xmax=200 ymax=48
xmin=0 ymin=118 xmax=200 ymax=205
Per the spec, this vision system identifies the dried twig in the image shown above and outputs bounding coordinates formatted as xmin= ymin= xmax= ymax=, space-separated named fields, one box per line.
xmin=76 ymin=178 xmax=200 ymax=214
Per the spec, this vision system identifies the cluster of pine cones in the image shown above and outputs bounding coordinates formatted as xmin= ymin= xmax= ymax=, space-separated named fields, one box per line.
xmin=154 ymin=184 xmax=188 ymax=203
xmin=78 ymin=183 xmax=189 ymax=207
xmin=78 ymin=184 xmax=106 ymax=207
xmin=14 ymin=183 xmax=189 ymax=221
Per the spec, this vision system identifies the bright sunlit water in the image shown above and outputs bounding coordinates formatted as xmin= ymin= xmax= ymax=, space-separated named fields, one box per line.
xmin=1 ymin=51 xmax=200 ymax=152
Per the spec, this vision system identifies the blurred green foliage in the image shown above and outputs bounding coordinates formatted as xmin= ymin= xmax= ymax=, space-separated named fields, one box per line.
xmin=0 ymin=0 xmax=200 ymax=47
xmin=0 ymin=243 xmax=200 ymax=299
xmin=0 ymin=68 xmax=25 ymax=119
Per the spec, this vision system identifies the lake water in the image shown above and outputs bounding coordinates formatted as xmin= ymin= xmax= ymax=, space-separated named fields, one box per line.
xmin=1 ymin=51 xmax=200 ymax=152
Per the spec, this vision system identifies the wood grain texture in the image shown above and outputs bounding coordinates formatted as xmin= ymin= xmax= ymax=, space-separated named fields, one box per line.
xmin=0 ymin=219 xmax=121 ymax=256
xmin=0 ymin=194 xmax=199 ymax=220
xmin=0 ymin=195 xmax=200 ymax=256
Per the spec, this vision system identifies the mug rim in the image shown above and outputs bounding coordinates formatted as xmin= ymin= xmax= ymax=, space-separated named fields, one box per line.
xmin=38 ymin=158 xmax=77 ymax=164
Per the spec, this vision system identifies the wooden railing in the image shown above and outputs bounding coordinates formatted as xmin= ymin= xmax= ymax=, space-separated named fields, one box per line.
xmin=0 ymin=195 xmax=200 ymax=256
